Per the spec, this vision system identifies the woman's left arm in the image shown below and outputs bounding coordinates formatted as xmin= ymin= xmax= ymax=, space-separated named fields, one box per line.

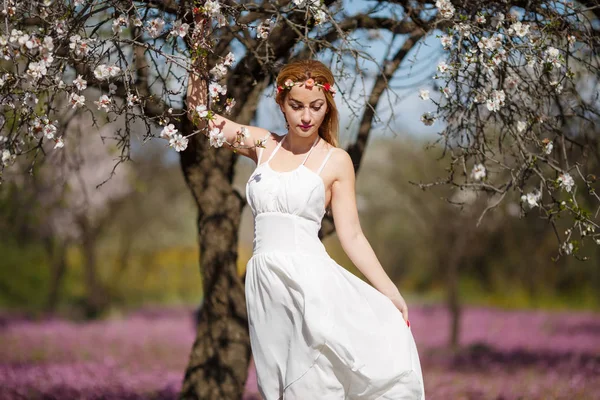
xmin=329 ymin=149 xmax=409 ymax=322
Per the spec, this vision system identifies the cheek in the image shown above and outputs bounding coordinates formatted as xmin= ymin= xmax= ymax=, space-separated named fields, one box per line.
xmin=316 ymin=108 xmax=328 ymax=122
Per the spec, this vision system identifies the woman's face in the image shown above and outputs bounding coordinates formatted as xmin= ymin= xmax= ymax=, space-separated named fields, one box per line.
xmin=281 ymin=85 xmax=328 ymax=138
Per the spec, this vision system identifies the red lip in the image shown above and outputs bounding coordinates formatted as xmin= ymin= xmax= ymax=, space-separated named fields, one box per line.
xmin=299 ymin=125 xmax=312 ymax=129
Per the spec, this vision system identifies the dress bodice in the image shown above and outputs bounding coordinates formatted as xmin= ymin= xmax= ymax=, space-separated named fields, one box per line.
xmin=245 ymin=133 xmax=334 ymax=226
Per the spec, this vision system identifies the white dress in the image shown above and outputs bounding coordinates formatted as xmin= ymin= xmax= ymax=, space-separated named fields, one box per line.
xmin=245 ymin=133 xmax=425 ymax=400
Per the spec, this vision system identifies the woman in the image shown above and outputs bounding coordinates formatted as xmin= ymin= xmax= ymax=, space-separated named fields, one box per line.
xmin=187 ymin=59 xmax=425 ymax=399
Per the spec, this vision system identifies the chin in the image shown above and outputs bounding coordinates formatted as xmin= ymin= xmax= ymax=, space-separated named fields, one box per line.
xmin=292 ymin=128 xmax=319 ymax=137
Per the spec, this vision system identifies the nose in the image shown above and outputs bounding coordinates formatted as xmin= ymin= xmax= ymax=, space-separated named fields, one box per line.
xmin=301 ymin=107 xmax=311 ymax=124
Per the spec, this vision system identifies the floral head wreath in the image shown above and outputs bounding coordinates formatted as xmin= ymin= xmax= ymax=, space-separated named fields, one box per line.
xmin=276 ymin=73 xmax=336 ymax=97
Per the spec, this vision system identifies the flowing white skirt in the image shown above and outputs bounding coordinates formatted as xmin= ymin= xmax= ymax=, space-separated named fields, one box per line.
xmin=245 ymin=215 xmax=425 ymax=400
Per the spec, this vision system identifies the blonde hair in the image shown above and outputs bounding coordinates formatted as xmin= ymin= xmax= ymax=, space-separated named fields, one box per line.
xmin=275 ymin=60 xmax=339 ymax=147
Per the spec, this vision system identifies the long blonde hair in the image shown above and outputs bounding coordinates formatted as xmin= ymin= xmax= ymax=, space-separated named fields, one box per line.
xmin=275 ymin=60 xmax=339 ymax=147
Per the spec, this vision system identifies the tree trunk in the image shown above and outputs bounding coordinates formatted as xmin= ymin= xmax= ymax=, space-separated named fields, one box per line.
xmin=45 ymin=238 xmax=68 ymax=313
xmin=80 ymin=218 xmax=107 ymax=318
xmin=179 ymin=117 xmax=251 ymax=400
xmin=446 ymin=252 xmax=461 ymax=350
xmin=445 ymin=215 xmax=469 ymax=351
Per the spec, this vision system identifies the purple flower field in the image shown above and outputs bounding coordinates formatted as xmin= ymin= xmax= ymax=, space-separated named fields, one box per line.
xmin=1 ymin=305 xmax=599 ymax=399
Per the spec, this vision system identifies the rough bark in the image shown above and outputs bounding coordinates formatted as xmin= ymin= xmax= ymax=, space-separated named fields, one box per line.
xmin=45 ymin=238 xmax=68 ymax=313
xmin=178 ymin=114 xmax=250 ymax=400
xmin=79 ymin=218 xmax=107 ymax=318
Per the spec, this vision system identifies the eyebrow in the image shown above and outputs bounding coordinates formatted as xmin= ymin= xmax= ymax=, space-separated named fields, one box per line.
xmin=288 ymin=97 xmax=325 ymax=105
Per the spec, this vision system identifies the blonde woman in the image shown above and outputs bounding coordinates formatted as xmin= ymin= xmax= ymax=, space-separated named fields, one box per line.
xmin=187 ymin=59 xmax=425 ymax=400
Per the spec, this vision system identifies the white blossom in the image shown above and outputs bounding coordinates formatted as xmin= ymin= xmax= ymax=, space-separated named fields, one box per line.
xmin=23 ymin=92 xmax=38 ymax=108
xmin=419 ymin=89 xmax=430 ymax=100
xmin=26 ymin=62 xmax=47 ymax=80
xmin=442 ymin=87 xmax=451 ymax=98
xmin=508 ymin=22 xmax=530 ymax=38
xmin=239 ymin=126 xmax=250 ymax=139
xmin=73 ymin=75 xmax=87 ymax=91
xmin=225 ymin=98 xmax=236 ymax=114
xmin=43 ymin=122 xmax=57 ymax=139
xmin=517 ymin=120 xmax=527 ymax=133
xmin=94 ymin=94 xmax=112 ymax=112
xmin=435 ymin=0 xmax=455 ymax=19
xmin=195 ymin=105 xmax=209 ymax=118
xmin=454 ymin=23 xmax=471 ymax=38
xmin=440 ymin=34 xmax=453 ymax=50
xmin=93 ymin=64 xmax=120 ymax=80
xmin=209 ymin=127 xmax=226 ymax=148
xmin=475 ymin=15 xmax=486 ymax=24
xmin=544 ymin=47 xmax=561 ymax=68
xmin=437 ymin=61 xmax=449 ymax=73
xmin=471 ymin=163 xmax=486 ymax=181
xmin=464 ymin=51 xmax=476 ymax=64
xmin=562 ymin=242 xmax=573 ymax=255
xmin=2 ymin=149 xmax=13 ymax=166
xmin=69 ymin=35 xmax=92 ymax=57
xmin=541 ymin=139 xmax=553 ymax=155
xmin=204 ymin=0 xmax=221 ymax=16
xmin=223 ymin=52 xmax=235 ymax=67
xmin=314 ymin=9 xmax=328 ymax=25
xmin=69 ymin=93 xmax=85 ymax=109
xmin=160 ymin=123 xmax=178 ymax=139
xmin=54 ymin=20 xmax=67 ymax=36
xmin=209 ymin=82 xmax=226 ymax=99
xmin=210 ymin=63 xmax=227 ymax=79
xmin=54 ymin=136 xmax=64 ymax=149
xmin=550 ymin=80 xmax=563 ymax=94
xmin=257 ymin=20 xmax=273 ymax=39
xmin=420 ymin=112 xmax=436 ymax=126
xmin=170 ymin=21 xmax=190 ymax=38
xmin=147 ymin=18 xmax=165 ymax=39
xmin=169 ymin=134 xmax=189 ymax=152
xmin=42 ymin=36 xmax=54 ymax=51
xmin=557 ymin=173 xmax=574 ymax=192
xmin=112 ymin=15 xmax=129 ymax=35
xmin=485 ymin=89 xmax=505 ymax=112
xmin=127 ymin=93 xmax=138 ymax=107
xmin=521 ymin=190 xmax=541 ymax=208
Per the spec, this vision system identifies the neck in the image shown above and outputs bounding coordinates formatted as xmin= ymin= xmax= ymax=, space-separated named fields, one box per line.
xmin=285 ymin=132 xmax=319 ymax=154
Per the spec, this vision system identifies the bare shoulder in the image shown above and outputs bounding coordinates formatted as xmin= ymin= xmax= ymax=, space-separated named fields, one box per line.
xmin=328 ymin=147 xmax=355 ymax=181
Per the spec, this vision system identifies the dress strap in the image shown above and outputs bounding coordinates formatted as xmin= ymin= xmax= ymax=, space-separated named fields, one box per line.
xmin=256 ymin=132 xmax=271 ymax=165
xmin=300 ymin=135 xmax=320 ymax=166
xmin=316 ymin=147 xmax=335 ymax=175
xmin=266 ymin=134 xmax=286 ymax=163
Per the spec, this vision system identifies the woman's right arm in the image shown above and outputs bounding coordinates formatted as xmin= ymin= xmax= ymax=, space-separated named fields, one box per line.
xmin=186 ymin=44 xmax=270 ymax=163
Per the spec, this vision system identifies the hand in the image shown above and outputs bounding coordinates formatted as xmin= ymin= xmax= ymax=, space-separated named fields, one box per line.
xmin=387 ymin=292 xmax=410 ymax=327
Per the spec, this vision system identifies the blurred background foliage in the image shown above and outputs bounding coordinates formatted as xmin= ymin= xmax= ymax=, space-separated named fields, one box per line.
xmin=1 ymin=132 xmax=599 ymax=318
